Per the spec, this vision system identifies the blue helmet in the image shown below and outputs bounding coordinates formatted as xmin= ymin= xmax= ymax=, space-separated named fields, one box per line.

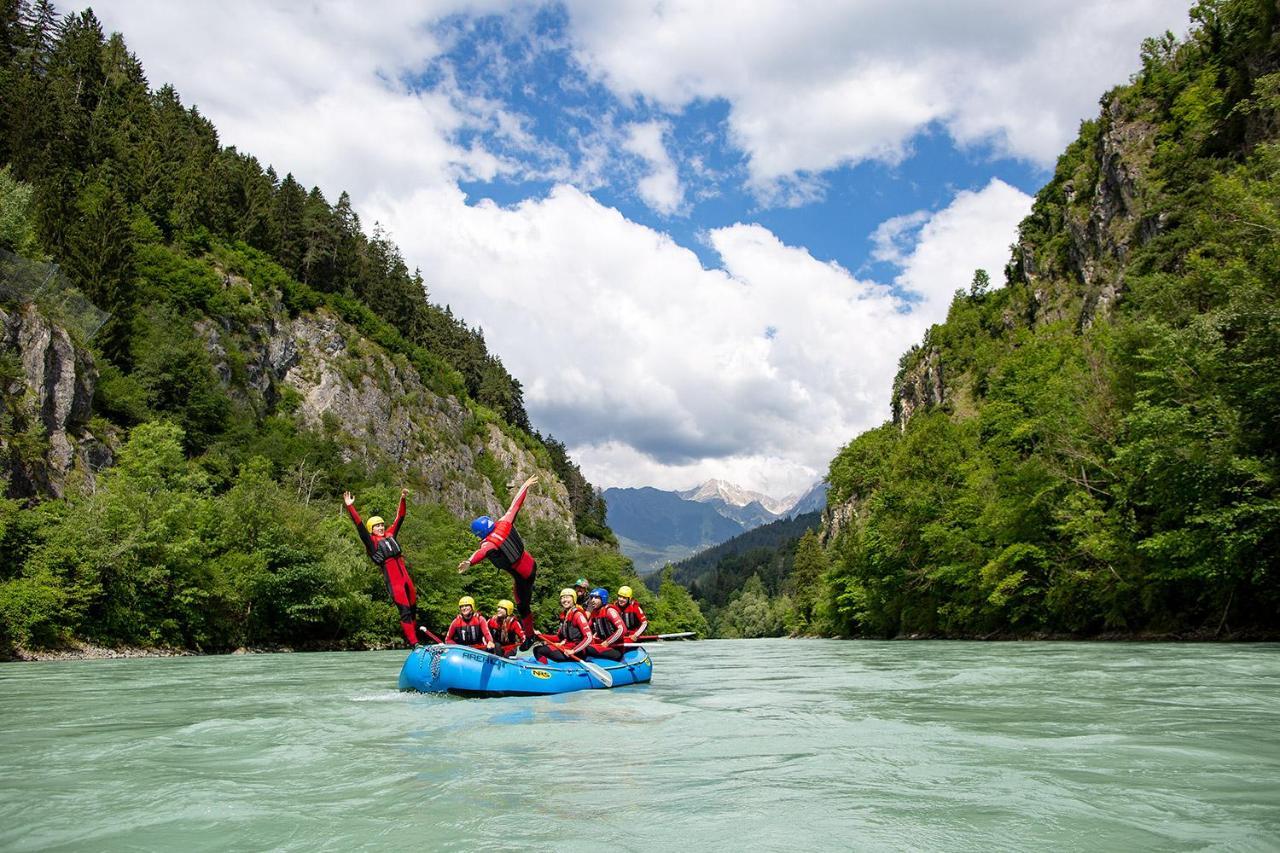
xmin=470 ymin=516 xmax=495 ymax=537
xmin=590 ymin=587 xmax=608 ymax=605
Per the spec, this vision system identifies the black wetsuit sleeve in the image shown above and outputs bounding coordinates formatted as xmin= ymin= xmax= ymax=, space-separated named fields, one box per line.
xmin=389 ymin=496 xmax=406 ymax=538
xmin=346 ymin=504 xmax=375 ymax=558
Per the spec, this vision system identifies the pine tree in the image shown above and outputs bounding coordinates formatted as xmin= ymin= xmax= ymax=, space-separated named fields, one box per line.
xmin=271 ymin=173 xmax=306 ymax=276
xmin=300 ymin=185 xmax=337 ymax=290
xmin=62 ymin=173 xmax=135 ymax=360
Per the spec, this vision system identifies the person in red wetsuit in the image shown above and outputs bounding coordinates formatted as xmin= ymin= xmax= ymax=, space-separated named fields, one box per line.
xmin=488 ymin=599 xmax=525 ymax=657
xmin=445 ymin=596 xmax=495 ymax=652
xmin=583 ymin=587 xmax=626 ymax=661
xmin=531 ymin=589 xmax=592 ymax=663
xmin=457 ymin=475 xmax=540 ymax=644
xmin=615 ymin=585 xmax=648 ymax=642
xmin=344 ymin=488 xmax=430 ymax=646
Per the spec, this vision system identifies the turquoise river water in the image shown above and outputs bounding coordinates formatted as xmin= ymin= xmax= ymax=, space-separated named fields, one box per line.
xmin=2 ymin=640 xmax=1278 ymax=851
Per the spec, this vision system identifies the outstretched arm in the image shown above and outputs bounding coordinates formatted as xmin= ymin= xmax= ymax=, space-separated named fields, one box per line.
xmin=343 ymin=491 xmax=374 ymax=555
xmin=389 ymin=489 xmax=408 ymax=537
xmin=456 ymin=538 xmax=499 ymax=573
xmin=499 ymin=475 xmax=538 ymax=524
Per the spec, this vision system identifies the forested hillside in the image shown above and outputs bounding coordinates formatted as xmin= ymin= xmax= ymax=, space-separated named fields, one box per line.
xmin=0 ymin=3 xmax=701 ymax=656
xmin=821 ymin=0 xmax=1279 ymax=638
xmin=670 ymin=514 xmax=825 ymax=638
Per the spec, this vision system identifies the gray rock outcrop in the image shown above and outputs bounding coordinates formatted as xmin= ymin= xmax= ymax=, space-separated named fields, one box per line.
xmin=0 ymin=303 xmax=110 ymax=498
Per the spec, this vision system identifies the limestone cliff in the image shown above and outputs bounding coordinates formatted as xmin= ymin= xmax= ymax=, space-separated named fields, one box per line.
xmin=890 ymin=91 xmax=1163 ymax=432
xmin=3 ymin=270 xmax=576 ymax=532
xmin=0 ymin=303 xmax=111 ymax=498
xmin=188 ymin=269 xmax=577 ymax=529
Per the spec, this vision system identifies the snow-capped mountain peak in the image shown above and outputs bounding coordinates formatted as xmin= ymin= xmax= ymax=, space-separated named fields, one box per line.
xmin=678 ymin=479 xmax=792 ymax=515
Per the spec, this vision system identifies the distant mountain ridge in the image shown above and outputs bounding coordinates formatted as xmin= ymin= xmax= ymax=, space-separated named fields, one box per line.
xmin=605 ymin=478 xmax=827 ymax=573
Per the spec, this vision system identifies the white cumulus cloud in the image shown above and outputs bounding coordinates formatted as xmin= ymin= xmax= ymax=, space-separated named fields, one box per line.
xmin=89 ymin=2 xmax=1045 ymax=494
xmin=562 ymin=0 xmax=1190 ymax=193
xmin=621 ymin=121 xmax=686 ymax=215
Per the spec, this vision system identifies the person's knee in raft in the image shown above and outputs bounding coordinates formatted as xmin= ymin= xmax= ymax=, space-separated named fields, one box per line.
xmin=445 ymin=596 xmax=496 ymax=652
xmin=488 ymin=599 xmax=525 ymax=658
xmin=343 ymin=488 xmax=423 ymax=646
xmin=532 ymin=588 xmax=591 ymax=663
xmin=615 ymin=585 xmax=648 ymax=643
xmin=581 ymin=587 xmax=625 ymax=661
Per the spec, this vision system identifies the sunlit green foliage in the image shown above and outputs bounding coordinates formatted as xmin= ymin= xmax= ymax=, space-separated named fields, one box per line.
xmin=824 ymin=0 xmax=1279 ymax=637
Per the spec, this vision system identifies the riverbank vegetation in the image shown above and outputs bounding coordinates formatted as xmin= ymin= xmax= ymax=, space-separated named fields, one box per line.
xmin=0 ymin=3 xmax=701 ymax=657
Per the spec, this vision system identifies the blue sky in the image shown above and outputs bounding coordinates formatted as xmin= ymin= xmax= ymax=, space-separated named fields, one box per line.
xmin=94 ymin=0 xmax=1192 ymax=496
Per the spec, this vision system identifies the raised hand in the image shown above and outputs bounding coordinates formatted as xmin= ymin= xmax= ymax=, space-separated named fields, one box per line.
xmin=343 ymin=491 xmax=355 ymax=506
xmin=400 ymin=487 xmax=409 ymax=499
xmin=456 ymin=559 xmax=470 ymax=574
xmin=522 ymin=475 xmax=539 ymax=491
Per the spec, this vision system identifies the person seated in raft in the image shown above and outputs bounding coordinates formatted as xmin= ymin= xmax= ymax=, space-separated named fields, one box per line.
xmin=445 ymin=596 xmax=496 ymax=652
xmin=458 ymin=476 xmax=541 ymax=647
xmin=531 ymin=589 xmax=592 ymax=663
xmin=343 ymin=488 xmax=432 ymax=646
xmin=614 ymin=585 xmax=648 ymax=643
xmin=582 ymin=587 xmax=626 ymax=662
xmin=488 ymin=599 xmax=526 ymax=658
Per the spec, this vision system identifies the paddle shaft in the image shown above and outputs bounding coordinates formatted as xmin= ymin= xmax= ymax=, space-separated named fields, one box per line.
xmin=535 ymin=632 xmax=613 ymax=686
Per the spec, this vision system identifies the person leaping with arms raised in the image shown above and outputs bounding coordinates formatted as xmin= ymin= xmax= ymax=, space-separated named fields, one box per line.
xmin=344 ymin=488 xmax=433 ymax=646
xmin=457 ymin=475 xmax=540 ymax=644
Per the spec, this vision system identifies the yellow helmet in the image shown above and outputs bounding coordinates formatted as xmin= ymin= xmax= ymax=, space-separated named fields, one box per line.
xmin=618 ymin=585 xmax=633 ymax=599
xmin=497 ymin=599 xmax=515 ymax=614
xmin=559 ymin=588 xmax=577 ymax=602
xmin=365 ymin=515 xmax=385 ymax=533
xmin=458 ymin=596 xmax=475 ymax=608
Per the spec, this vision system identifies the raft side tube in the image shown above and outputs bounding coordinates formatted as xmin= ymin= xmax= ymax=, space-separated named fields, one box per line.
xmin=398 ymin=644 xmax=652 ymax=696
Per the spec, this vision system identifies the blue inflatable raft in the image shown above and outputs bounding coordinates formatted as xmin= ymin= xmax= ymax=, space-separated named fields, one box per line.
xmin=398 ymin=644 xmax=652 ymax=697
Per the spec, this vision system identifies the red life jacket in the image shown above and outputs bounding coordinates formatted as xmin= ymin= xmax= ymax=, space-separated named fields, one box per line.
xmin=482 ymin=523 xmax=526 ymax=572
xmin=489 ymin=616 xmax=522 ymax=649
xmin=590 ymin=604 xmax=625 ymax=647
xmin=619 ymin=600 xmax=646 ymax=631
xmin=369 ymin=533 xmax=403 ymax=565
xmin=449 ymin=613 xmax=487 ymax=647
xmin=557 ymin=607 xmax=586 ymax=644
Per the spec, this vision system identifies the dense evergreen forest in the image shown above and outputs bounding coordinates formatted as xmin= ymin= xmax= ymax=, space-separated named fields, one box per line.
xmin=666 ymin=513 xmax=821 ymax=637
xmin=0 ymin=2 xmax=701 ymax=656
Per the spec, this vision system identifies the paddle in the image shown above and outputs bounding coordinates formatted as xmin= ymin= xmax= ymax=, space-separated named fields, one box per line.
xmin=535 ymin=632 xmax=613 ymax=688
xmin=635 ymin=632 xmax=695 ymax=641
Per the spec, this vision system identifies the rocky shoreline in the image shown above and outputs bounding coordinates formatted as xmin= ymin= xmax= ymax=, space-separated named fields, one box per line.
xmin=8 ymin=630 xmax=1276 ymax=662
xmin=5 ymin=640 xmax=404 ymax=662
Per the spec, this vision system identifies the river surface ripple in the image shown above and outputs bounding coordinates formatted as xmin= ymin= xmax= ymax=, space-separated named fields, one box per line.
xmin=2 ymin=640 xmax=1278 ymax=851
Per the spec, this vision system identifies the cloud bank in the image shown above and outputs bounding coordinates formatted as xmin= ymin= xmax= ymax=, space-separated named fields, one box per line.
xmin=91 ymin=1 xmax=1168 ymax=492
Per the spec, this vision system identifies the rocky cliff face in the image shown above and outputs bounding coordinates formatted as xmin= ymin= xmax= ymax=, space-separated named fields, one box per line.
xmin=3 ymin=273 xmax=576 ymax=532
xmin=1012 ymin=93 xmax=1160 ymax=331
xmin=891 ymin=344 xmax=944 ymax=430
xmin=819 ymin=493 xmax=860 ymax=546
xmin=192 ymin=273 xmax=576 ymax=530
xmin=889 ymin=93 xmax=1161 ymax=434
xmin=0 ymin=303 xmax=111 ymax=499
